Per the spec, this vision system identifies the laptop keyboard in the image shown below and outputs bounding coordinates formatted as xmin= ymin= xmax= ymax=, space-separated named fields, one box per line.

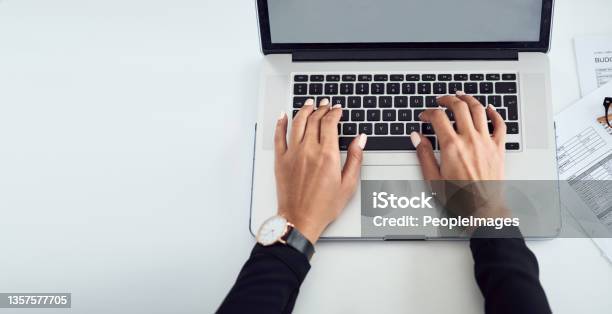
xmin=291 ymin=72 xmax=521 ymax=151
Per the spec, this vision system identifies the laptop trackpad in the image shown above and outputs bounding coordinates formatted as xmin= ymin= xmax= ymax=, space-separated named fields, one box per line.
xmin=360 ymin=165 xmax=423 ymax=180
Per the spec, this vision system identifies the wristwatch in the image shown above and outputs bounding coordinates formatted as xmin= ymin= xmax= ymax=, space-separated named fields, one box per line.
xmin=256 ymin=215 xmax=315 ymax=261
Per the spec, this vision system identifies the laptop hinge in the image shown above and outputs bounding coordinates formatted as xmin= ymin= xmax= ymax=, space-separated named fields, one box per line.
xmin=292 ymin=49 xmax=519 ymax=62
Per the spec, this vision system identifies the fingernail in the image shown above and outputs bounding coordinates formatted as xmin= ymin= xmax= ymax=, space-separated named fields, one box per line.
xmin=410 ymin=132 xmax=421 ymax=148
xmin=358 ymin=133 xmax=367 ymax=149
xmin=456 ymin=90 xmax=466 ymax=96
xmin=320 ymin=98 xmax=330 ymax=107
xmin=332 ymin=104 xmax=342 ymax=109
xmin=304 ymin=99 xmax=314 ymax=106
xmin=488 ymin=104 xmax=496 ymax=111
xmin=278 ymin=111 xmax=286 ymax=120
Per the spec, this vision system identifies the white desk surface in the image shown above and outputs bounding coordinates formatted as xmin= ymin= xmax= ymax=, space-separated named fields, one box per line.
xmin=0 ymin=0 xmax=611 ymax=313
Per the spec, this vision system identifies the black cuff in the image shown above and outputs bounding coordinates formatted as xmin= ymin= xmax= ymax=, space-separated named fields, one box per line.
xmin=251 ymin=243 xmax=311 ymax=284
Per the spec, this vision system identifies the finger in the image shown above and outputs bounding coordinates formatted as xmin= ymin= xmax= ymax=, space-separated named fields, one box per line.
xmin=487 ymin=104 xmax=507 ymax=147
xmin=419 ymin=108 xmax=456 ymax=147
xmin=436 ymin=95 xmax=474 ymax=134
xmin=304 ymin=98 xmax=330 ymax=143
xmin=289 ymin=98 xmax=314 ymax=146
xmin=341 ymin=134 xmax=366 ymax=195
xmin=410 ymin=132 xmax=441 ymax=181
xmin=274 ymin=111 xmax=288 ymax=157
xmin=320 ymin=104 xmax=343 ymax=148
xmin=456 ymin=92 xmax=488 ymax=133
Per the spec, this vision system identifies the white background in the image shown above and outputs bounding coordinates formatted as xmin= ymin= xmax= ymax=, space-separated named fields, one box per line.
xmin=0 ymin=0 xmax=611 ymax=313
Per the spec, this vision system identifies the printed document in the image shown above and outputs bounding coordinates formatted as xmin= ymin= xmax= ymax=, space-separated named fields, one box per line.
xmin=574 ymin=35 xmax=612 ymax=96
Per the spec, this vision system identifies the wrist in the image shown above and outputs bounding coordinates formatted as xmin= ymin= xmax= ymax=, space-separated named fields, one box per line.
xmin=279 ymin=212 xmax=325 ymax=244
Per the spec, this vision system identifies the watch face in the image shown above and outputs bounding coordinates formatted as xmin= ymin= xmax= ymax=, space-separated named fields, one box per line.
xmin=257 ymin=216 xmax=288 ymax=246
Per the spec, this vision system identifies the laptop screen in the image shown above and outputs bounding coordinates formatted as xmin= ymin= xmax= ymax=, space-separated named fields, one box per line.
xmin=266 ymin=0 xmax=543 ymax=44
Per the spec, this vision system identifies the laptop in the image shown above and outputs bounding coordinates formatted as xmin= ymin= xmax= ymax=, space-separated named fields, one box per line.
xmin=250 ymin=0 xmax=558 ymax=239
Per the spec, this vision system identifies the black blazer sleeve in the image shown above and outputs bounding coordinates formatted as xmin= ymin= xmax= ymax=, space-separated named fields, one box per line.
xmin=470 ymin=227 xmax=552 ymax=314
xmin=217 ymin=243 xmax=310 ymax=314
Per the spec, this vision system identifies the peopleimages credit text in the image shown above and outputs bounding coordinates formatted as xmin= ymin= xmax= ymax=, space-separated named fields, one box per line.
xmin=371 ymin=192 xmax=520 ymax=230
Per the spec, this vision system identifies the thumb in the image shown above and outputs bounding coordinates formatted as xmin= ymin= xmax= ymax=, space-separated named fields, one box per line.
xmin=411 ymin=132 xmax=441 ymax=181
xmin=341 ymin=134 xmax=366 ymax=195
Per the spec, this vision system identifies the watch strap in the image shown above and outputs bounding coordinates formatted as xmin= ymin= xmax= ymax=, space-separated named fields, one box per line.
xmin=285 ymin=226 xmax=315 ymax=261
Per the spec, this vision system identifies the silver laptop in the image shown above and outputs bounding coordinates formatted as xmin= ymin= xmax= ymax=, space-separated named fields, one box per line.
xmin=250 ymin=0 xmax=558 ymax=239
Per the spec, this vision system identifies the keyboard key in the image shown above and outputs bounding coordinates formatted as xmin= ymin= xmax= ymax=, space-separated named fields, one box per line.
xmin=479 ymin=82 xmax=494 ymax=94
xmin=474 ymin=95 xmax=486 ymax=105
xmin=454 ymin=74 xmax=468 ymax=81
xmin=394 ymin=96 xmax=408 ymax=108
xmin=292 ymin=110 xmax=299 ymax=118
xmin=387 ymin=83 xmax=400 ymax=94
xmin=504 ymin=96 xmax=518 ymax=120
xmin=414 ymin=109 xmax=425 ymax=121
xmin=390 ymin=123 xmax=404 ymax=135
xmin=410 ymin=96 xmax=424 ymax=108
xmin=422 ymin=123 xmax=435 ymax=134
xmin=316 ymin=96 xmax=330 ymax=105
xmin=488 ymin=95 xmax=502 ymax=107
xmin=325 ymin=83 xmax=339 ymax=95
xmin=398 ymin=110 xmax=412 ymax=121
xmin=359 ymin=123 xmax=373 ymax=134
xmin=363 ymin=96 xmax=377 ymax=108
xmin=294 ymin=83 xmax=307 ymax=95
xmin=310 ymin=75 xmax=324 ymax=82
xmin=341 ymin=110 xmax=349 ymax=121
xmin=326 ymin=74 xmax=340 ymax=81
xmin=358 ymin=74 xmax=372 ymax=81
xmin=375 ymin=123 xmax=388 ymax=135
xmin=293 ymin=96 xmax=309 ymax=108
xmin=426 ymin=136 xmax=437 ymax=150
xmin=382 ymin=110 xmax=396 ymax=121
xmin=418 ymin=83 xmax=431 ymax=94
xmin=346 ymin=136 xmax=416 ymax=151
xmin=470 ymin=74 xmax=484 ymax=81
xmin=390 ymin=74 xmax=404 ymax=81
xmin=347 ymin=96 xmax=361 ymax=108
xmin=340 ymin=83 xmax=354 ymax=95
xmin=356 ymin=83 xmax=369 ymax=95
xmin=505 ymin=142 xmax=520 ymax=150
xmin=406 ymin=74 xmax=420 ymax=81
xmin=425 ymin=96 xmax=438 ymax=108
xmin=332 ymin=96 xmax=346 ymax=107
xmin=486 ymin=74 xmax=501 ymax=81
xmin=422 ymin=74 xmax=436 ymax=81
xmin=342 ymin=74 xmax=356 ymax=81
xmin=343 ymin=123 xmax=357 ymax=135
xmin=405 ymin=123 xmax=420 ymax=134
xmin=506 ymin=122 xmax=519 ymax=134
xmin=294 ymin=75 xmax=308 ymax=82
xmin=379 ymin=96 xmax=393 ymax=108
xmin=402 ymin=83 xmax=416 ymax=94
xmin=464 ymin=82 xmax=478 ymax=94
xmin=351 ymin=110 xmax=365 ymax=121
xmin=372 ymin=83 xmax=385 ymax=94
xmin=495 ymin=82 xmax=517 ymax=94
xmin=449 ymin=82 xmax=463 ymax=94
xmin=374 ymin=74 xmax=388 ymax=81
xmin=367 ymin=109 xmax=381 ymax=121
xmin=309 ymin=83 xmax=323 ymax=95
xmin=497 ymin=108 xmax=507 ymax=120
xmin=488 ymin=122 xmax=494 ymax=134
xmin=438 ymin=74 xmax=452 ymax=81
xmin=445 ymin=109 xmax=454 ymax=121
xmin=502 ymin=74 xmax=517 ymax=81
xmin=433 ymin=83 xmax=447 ymax=94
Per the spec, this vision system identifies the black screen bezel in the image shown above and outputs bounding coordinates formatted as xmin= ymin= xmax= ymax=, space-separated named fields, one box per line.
xmin=256 ymin=0 xmax=553 ymax=54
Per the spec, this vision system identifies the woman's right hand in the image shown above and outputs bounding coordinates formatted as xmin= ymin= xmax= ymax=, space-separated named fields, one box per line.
xmin=411 ymin=92 xmax=510 ymax=223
